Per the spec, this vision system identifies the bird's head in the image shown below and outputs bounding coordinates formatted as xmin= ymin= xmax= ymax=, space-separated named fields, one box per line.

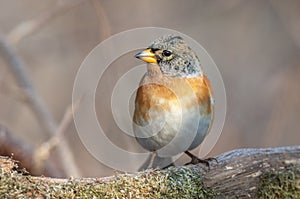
xmin=135 ymin=35 xmax=202 ymax=77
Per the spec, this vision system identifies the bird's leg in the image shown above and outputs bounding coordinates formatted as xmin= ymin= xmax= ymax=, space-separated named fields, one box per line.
xmin=142 ymin=152 xmax=174 ymax=170
xmin=184 ymin=151 xmax=217 ymax=168
xmin=147 ymin=152 xmax=156 ymax=169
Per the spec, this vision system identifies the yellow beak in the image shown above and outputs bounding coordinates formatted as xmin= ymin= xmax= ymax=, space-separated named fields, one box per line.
xmin=135 ymin=48 xmax=157 ymax=63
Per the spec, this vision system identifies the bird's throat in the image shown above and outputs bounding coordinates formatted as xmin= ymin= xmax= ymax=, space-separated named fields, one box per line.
xmin=147 ymin=63 xmax=163 ymax=77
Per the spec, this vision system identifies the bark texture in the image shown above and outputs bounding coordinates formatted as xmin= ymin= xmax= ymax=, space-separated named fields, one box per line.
xmin=0 ymin=146 xmax=299 ymax=198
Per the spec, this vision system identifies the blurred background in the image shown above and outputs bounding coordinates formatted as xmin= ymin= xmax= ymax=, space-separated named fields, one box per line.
xmin=0 ymin=0 xmax=299 ymax=177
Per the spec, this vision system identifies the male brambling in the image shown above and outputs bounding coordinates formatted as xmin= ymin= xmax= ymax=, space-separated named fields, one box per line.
xmin=133 ymin=35 xmax=214 ymax=169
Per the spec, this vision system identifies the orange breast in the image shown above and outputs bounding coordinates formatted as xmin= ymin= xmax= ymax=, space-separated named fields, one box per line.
xmin=185 ymin=75 xmax=213 ymax=114
xmin=133 ymin=74 xmax=213 ymax=125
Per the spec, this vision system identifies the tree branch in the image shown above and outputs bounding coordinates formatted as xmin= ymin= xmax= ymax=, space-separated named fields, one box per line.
xmin=0 ymin=146 xmax=299 ymax=198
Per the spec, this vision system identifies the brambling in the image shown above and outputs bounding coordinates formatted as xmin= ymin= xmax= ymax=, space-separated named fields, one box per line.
xmin=133 ymin=35 xmax=214 ymax=169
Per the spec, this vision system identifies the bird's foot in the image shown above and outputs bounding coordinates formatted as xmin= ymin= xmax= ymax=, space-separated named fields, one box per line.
xmin=184 ymin=151 xmax=218 ymax=169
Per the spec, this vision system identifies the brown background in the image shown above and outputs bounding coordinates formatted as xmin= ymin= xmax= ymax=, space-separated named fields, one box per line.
xmin=0 ymin=0 xmax=299 ymax=177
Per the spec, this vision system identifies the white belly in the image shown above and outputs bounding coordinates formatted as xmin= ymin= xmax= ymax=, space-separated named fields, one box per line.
xmin=134 ymin=98 xmax=212 ymax=157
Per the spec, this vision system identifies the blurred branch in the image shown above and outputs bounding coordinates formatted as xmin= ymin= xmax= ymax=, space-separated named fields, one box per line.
xmin=264 ymin=67 xmax=300 ymax=145
xmin=34 ymin=100 xmax=81 ymax=173
xmin=1 ymin=0 xmax=111 ymax=177
xmin=0 ymin=124 xmax=63 ymax=177
xmin=0 ymin=79 xmax=27 ymax=102
xmin=7 ymin=0 xmax=86 ymax=44
xmin=0 ymin=33 xmax=56 ymax=133
xmin=90 ymin=0 xmax=111 ymax=39
xmin=0 ymin=146 xmax=299 ymax=198
xmin=269 ymin=0 xmax=300 ymax=49
xmin=7 ymin=0 xmax=111 ymax=44
xmin=0 ymin=33 xmax=80 ymax=177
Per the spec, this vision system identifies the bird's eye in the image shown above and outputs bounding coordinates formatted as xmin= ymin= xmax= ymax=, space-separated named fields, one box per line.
xmin=162 ymin=50 xmax=172 ymax=57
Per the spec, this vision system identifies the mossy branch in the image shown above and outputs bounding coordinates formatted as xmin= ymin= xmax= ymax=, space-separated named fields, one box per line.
xmin=0 ymin=146 xmax=299 ymax=198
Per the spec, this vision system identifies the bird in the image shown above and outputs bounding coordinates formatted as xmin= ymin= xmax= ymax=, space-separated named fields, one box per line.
xmin=133 ymin=35 xmax=214 ymax=169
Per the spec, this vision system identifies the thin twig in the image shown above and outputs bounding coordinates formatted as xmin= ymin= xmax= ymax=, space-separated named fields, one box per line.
xmin=0 ymin=79 xmax=27 ymax=102
xmin=0 ymin=125 xmax=63 ymax=177
xmin=34 ymin=99 xmax=81 ymax=174
xmin=90 ymin=0 xmax=111 ymax=39
xmin=0 ymin=33 xmax=80 ymax=177
xmin=0 ymin=33 xmax=56 ymax=132
xmin=7 ymin=0 xmax=86 ymax=44
xmin=2 ymin=0 xmax=110 ymax=177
